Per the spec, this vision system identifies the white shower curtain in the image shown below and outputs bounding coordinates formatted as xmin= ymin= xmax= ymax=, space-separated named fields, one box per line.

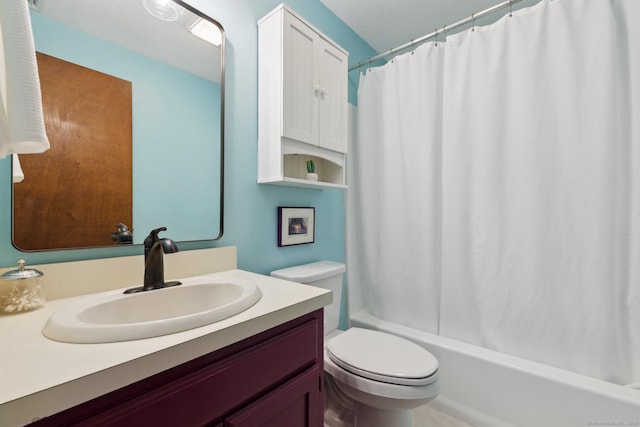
xmin=350 ymin=0 xmax=640 ymax=384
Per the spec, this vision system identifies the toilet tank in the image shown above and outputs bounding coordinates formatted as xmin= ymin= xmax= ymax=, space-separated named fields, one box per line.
xmin=271 ymin=261 xmax=345 ymax=334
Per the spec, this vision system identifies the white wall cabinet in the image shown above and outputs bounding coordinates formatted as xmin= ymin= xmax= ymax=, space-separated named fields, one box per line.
xmin=258 ymin=4 xmax=348 ymax=189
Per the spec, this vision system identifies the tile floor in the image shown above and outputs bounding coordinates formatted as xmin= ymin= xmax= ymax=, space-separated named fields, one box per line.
xmin=413 ymin=404 xmax=474 ymax=427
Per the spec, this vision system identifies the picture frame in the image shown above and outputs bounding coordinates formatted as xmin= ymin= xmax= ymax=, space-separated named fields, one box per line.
xmin=278 ymin=207 xmax=315 ymax=247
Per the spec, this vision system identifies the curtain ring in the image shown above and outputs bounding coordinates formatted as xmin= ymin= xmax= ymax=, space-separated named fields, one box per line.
xmin=471 ymin=13 xmax=475 ymax=31
xmin=442 ymin=25 xmax=447 ymax=42
xmin=434 ymin=28 xmax=438 ymax=46
xmin=509 ymin=0 xmax=513 ymax=17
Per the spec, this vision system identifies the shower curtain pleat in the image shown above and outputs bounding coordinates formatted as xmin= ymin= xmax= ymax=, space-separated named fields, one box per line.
xmin=351 ymin=0 xmax=640 ymax=384
xmin=352 ymin=43 xmax=444 ymax=333
xmin=614 ymin=0 xmax=640 ymax=385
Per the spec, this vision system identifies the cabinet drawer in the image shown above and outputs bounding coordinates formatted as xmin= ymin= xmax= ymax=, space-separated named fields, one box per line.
xmin=81 ymin=318 xmax=319 ymax=426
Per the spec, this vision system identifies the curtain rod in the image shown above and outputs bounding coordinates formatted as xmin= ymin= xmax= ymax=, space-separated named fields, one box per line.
xmin=349 ymin=0 xmax=526 ymax=72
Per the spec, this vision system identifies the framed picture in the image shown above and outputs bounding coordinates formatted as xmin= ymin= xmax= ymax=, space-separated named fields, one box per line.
xmin=278 ymin=207 xmax=315 ymax=247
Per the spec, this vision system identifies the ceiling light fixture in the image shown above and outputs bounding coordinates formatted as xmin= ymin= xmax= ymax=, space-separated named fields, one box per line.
xmin=189 ymin=18 xmax=222 ymax=46
xmin=143 ymin=0 xmax=183 ymax=22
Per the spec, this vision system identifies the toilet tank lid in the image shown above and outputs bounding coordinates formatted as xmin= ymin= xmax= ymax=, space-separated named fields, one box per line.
xmin=270 ymin=261 xmax=345 ymax=282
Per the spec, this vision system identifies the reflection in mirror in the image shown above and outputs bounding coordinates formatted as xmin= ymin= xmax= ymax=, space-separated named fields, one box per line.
xmin=12 ymin=0 xmax=224 ymax=251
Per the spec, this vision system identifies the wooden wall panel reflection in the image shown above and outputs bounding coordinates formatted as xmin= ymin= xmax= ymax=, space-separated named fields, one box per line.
xmin=13 ymin=52 xmax=132 ymax=250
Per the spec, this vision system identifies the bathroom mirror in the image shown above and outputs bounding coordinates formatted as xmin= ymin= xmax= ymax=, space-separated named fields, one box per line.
xmin=12 ymin=0 xmax=224 ymax=251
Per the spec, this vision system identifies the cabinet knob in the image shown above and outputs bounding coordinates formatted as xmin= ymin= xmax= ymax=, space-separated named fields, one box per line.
xmin=315 ymin=87 xmax=327 ymax=99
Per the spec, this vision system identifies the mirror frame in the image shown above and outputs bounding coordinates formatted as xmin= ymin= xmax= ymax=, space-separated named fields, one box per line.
xmin=12 ymin=0 xmax=225 ymax=252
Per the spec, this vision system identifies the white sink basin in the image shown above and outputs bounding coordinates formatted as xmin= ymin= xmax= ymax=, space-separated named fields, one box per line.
xmin=42 ymin=276 xmax=262 ymax=343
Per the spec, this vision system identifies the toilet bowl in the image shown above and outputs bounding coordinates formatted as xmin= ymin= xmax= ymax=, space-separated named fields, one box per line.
xmin=271 ymin=261 xmax=439 ymax=427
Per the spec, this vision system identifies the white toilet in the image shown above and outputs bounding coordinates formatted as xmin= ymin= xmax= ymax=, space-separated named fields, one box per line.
xmin=271 ymin=261 xmax=439 ymax=427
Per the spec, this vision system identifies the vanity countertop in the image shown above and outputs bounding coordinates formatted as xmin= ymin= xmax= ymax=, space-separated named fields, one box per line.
xmin=0 ymin=269 xmax=331 ymax=426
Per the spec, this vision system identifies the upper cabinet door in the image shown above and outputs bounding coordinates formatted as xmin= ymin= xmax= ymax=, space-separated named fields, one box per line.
xmin=317 ymin=38 xmax=348 ymax=153
xmin=282 ymin=12 xmax=317 ymax=145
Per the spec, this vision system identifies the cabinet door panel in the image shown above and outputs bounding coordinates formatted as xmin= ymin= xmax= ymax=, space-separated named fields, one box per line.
xmin=283 ymin=12 xmax=317 ymax=145
xmin=225 ymin=366 xmax=322 ymax=427
xmin=317 ymin=39 xmax=348 ymax=153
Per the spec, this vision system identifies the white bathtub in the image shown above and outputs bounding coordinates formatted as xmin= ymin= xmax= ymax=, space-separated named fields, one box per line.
xmin=350 ymin=311 xmax=640 ymax=427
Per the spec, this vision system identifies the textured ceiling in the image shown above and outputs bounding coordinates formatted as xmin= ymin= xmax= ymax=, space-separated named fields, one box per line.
xmin=34 ymin=0 xmax=543 ymax=77
xmin=319 ymin=0 xmax=540 ymax=55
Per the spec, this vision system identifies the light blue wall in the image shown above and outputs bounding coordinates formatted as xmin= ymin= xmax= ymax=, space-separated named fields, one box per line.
xmin=0 ymin=0 xmax=376 ymax=278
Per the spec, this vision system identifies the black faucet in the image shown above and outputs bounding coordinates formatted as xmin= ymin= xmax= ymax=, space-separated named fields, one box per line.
xmin=123 ymin=227 xmax=182 ymax=294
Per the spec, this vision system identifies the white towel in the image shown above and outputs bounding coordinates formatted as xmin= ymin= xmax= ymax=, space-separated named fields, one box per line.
xmin=0 ymin=0 xmax=49 ymax=159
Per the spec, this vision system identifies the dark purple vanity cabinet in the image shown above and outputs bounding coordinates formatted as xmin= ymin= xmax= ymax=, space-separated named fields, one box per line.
xmin=32 ymin=310 xmax=324 ymax=427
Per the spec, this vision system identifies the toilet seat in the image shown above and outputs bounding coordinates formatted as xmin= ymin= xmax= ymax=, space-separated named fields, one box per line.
xmin=327 ymin=328 xmax=438 ymax=386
